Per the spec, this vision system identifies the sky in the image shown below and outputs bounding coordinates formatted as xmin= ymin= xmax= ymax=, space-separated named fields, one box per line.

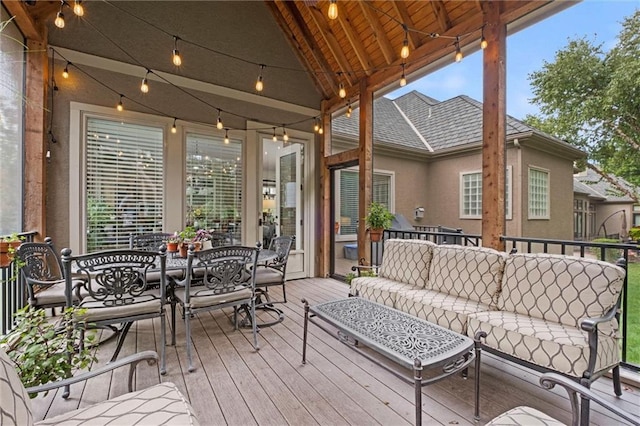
xmin=388 ymin=0 xmax=640 ymax=120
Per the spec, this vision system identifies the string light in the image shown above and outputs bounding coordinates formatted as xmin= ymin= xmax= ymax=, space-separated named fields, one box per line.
xmin=328 ymin=0 xmax=338 ymax=20
xmin=172 ymin=36 xmax=182 ymax=66
xmin=73 ymin=1 xmax=84 ymax=17
xmin=318 ymin=126 xmax=323 ymax=135
xmin=216 ymin=110 xmax=224 ymax=129
xmin=224 ymin=129 xmax=230 ymax=144
xmin=171 ymin=118 xmax=177 ymax=133
xmin=400 ymin=63 xmax=407 ymax=87
xmin=255 ymin=64 xmax=264 ymax=92
xmin=313 ymin=119 xmax=320 ymax=133
xmin=480 ymin=26 xmax=488 ymax=50
xmin=454 ymin=37 xmax=463 ymax=62
xmin=117 ymin=94 xmax=124 ymax=111
xmin=54 ymin=1 xmax=65 ymax=29
xmin=283 ymin=127 xmax=289 ymax=142
xmin=346 ymin=102 xmax=352 ymax=118
xmin=140 ymin=70 xmax=150 ymax=93
xmin=272 ymin=127 xmax=277 ymax=141
xmin=62 ymin=63 xmax=70 ymax=79
xmin=400 ymin=25 xmax=410 ymax=59
xmin=338 ymin=81 xmax=346 ymax=99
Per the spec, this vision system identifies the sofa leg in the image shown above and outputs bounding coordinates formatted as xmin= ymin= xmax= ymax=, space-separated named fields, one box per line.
xmin=612 ymin=365 xmax=622 ymax=396
xmin=474 ymin=331 xmax=486 ymax=421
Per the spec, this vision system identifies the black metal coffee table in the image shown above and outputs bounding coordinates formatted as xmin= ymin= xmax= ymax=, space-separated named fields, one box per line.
xmin=302 ymin=297 xmax=474 ymax=425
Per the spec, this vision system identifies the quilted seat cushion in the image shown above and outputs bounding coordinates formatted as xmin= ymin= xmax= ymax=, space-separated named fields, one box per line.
xmin=395 ymin=289 xmax=493 ymax=334
xmin=427 ymin=245 xmax=507 ymax=306
xmin=78 ymin=290 xmax=163 ymax=322
xmin=378 ymin=239 xmax=436 ymax=288
xmin=36 ymin=382 xmax=200 ymax=426
xmin=467 ymin=311 xmax=620 ymax=377
xmin=0 ymin=347 xmax=34 ymax=426
xmin=349 ymin=277 xmax=416 ymax=308
xmin=498 ymin=253 xmax=625 ymax=327
xmin=486 ymin=406 xmax=563 ymax=426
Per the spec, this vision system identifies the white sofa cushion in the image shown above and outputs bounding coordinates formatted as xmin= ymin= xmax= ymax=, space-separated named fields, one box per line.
xmin=467 ymin=311 xmax=620 ymax=377
xmin=498 ymin=254 xmax=625 ymax=327
xmin=350 ymin=277 xmax=416 ymax=308
xmin=378 ymin=239 xmax=436 ymax=288
xmin=427 ymin=245 xmax=507 ymax=306
xmin=486 ymin=406 xmax=563 ymax=426
xmin=396 ymin=288 xmax=493 ymax=334
xmin=0 ymin=347 xmax=33 ymax=426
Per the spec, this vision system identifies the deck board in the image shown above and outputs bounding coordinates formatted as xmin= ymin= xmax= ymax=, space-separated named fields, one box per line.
xmin=30 ymin=277 xmax=639 ymax=425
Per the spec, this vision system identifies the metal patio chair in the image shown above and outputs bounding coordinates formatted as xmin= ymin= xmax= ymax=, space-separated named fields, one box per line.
xmin=254 ymin=235 xmax=294 ymax=306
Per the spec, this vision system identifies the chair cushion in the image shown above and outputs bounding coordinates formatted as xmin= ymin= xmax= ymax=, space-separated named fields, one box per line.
xmin=395 ymin=288 xmax=493 ymax=334
xmin=486 ymin=406 xmax=563 ymax=426
xmin=467 ymin=311 xmax=620 ymax=377
xmin=35 ymin=382 xmax=199 ymax=426
xmin=77 ymin=290 xmax=163 ymax=322
xmin=427 ymin=245 xmax=506 ymax=306
xmin=31 ymin=281 xmax=82 ymax=306
xmin=349 ymin=277 xmax=416 ymax=308
xmin=254 ymin=268 xmax=284 ymax=286
xmin=0 ymin=347 xmax=34 ymax=426
xmin=499 ymin=253 xmax=625 ymax=327
xmin=173 ymin=287 xmax=252 ymax=309
xmin=378 ymin=239 xmax=435 ymax=288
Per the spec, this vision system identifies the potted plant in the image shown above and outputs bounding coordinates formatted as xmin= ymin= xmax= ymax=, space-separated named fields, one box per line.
xmin=0 ymin=305 xmax=96 ymax=396
xmin=364 ymin=202 xmax=394 ymax=242
xmin=0 ymin=233 xmax=24 ymax=268
xmin=166 ymin=232 xmax=180 ymax=252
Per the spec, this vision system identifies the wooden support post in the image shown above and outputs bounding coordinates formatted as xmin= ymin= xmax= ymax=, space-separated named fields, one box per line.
xmin=481 ymin=1 xmax=506 ymax=251
xmin=358 ymin=80 xmax=373 ymax=265
xmin=319 ymin=110 xmax=332 ymax=277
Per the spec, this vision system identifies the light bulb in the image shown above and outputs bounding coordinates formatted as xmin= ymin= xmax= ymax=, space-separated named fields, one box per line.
xmin=62 ymin=66 xmax=69 ymax=79
xmin=73 ymin=1 xmax=84 ymax=16
xmin=339 ymin=83 xmax=346 ymax=99
xmin=140 ymin=77 xmax=149 ymax=93
xmin=314 ymin=121 xmax=319 ymax=132
xmin=401 ymin=38 xmax=409 ymax=59
xmin=216 ymin=114 xmax=223 ymax=129
xmin=347 ymin=104 xmax=353 ymax=117
xmin=400 ymin=75 xmax=407 ymax=87
xmin=455 ymin=46 xmax=463 ymax=62
xmin=224 ymin=130 xmax=230 ymax=144
xmin=117 ymin=99 xmax=123 ymax=112
xmin=172 ymin=49 xmax=182 ymax=66
xmin=318 ymin=127 xmax=323 ymax=135
xmin=480 ymin=36 xmax=488 ymax=50
xmin=55 ymin=11 xmax=65 ymax=28
xmin=283 ymin=130 xmax=289 ymax=142
xmin=171 ymin=119 xmax=177 ymax=133
xmin=328 ymin=0 xmax=338 ymax=20
xmin=256 ymin=75 xmax=263 ymax=92
xmin=272 ymin=134 xmax=277 ymax=142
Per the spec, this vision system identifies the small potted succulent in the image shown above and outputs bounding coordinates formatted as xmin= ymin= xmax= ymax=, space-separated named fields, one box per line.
xmin=0 ymin=233 xmax=24 ymax=268
xmin=364 ymin=202 xmax=394 ymax=242
xmin=166 ymin=232 xmax=180 ymax=252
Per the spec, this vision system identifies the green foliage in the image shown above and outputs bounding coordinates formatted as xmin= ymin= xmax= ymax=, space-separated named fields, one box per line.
xmin=1 ymin=232 xmax=23 ymax=243
xmin=624 ymin=263 xmax=640 ymax=365
xmin=364 ymin=202 xmax=394 ymax=230
xmin=590 ymin=238 xmax=623 ymax=263
xmin=87 ymin=197 xmax=114 ymax=251
xmin=629 ymin=227 xmax=640 ymax=242
xmin=344 ymin=268 xmax=377 ymax=285
xmin=178 ymin=226 xmax=197 ymax=241
xmin=0 ymin=306 xmax=97 ymax=397
xmin=525 ymin=10 xmax=640 ymax=188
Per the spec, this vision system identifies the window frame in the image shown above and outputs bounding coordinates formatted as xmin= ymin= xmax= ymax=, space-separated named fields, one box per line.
xmin=459 ymin=166 xmax=512 ymax=220
xmin=528 ymin=166 xmax=550 ymax=220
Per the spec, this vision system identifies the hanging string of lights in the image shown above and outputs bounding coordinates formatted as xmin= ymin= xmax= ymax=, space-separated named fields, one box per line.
xmin=49 ymin=1 xmax=488 ymax=136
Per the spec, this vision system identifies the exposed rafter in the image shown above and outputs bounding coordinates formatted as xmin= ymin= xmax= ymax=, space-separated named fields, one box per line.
xmin=391 ymin=1 xmax=420 ymax=51
xmin=430 ymin=0 xmax=452 ymax=34
xmin=359 ymin=2 xmax=396 ymax=65
xmin=337 ymin=10 xmax=373 ymax=76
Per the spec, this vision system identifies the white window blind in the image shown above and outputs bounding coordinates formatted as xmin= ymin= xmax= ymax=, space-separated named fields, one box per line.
xmin=186 ymin=133 xmax=243 ymax=240
xmin=338 ymin=170 xmax=391 ymax=236
xmin=86 ymin=118 xmax=164 ymax=251
xmin=528 ymin=167 xmax=549 ymax=219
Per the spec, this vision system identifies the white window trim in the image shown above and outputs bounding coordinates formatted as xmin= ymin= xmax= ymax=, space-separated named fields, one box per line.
xmin=460 ymin=170 xmax=482 ymax=219
xmin=528 ymin=166 xmax=550 ymax=220
xmin=459 ymin=167 xmax=513 ymax=220
xmin=334 ymin=166 xmax=395 ymax=242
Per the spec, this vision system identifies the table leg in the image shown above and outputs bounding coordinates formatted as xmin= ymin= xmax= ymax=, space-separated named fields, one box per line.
xmin=474 ymin=331 xmax=486 ymax=421
xmin=302 ymin=299 xmax=309 ymax=364
xmin=414 ymin=359 xmax=423 ymax=426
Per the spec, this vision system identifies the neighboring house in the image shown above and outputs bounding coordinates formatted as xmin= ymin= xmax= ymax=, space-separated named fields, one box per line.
xmin=331 ymin=90 xmax=585 ymax=254
xmin=573 ymin=168 xmax=640 ymax=241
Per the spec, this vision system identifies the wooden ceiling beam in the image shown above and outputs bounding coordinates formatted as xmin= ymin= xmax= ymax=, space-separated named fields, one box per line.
xmin=430 ymin=0 xmax=452 ymax=34
xmin=359 ymin=2 xmax=396 ymax=65
xmin=275 ymin=0 xmax=338 ymax=95
xmin=29 ymin=2 xmax=61 ymax=23
xmin=391 ymin=1 xmax=420 ymax=51
xmin=306 ymin=4 xmax=356 ymax=87
xmin=337 ymin=11 xmax=373 ymax=76
xmin=2 ymin=0 xmax=46 ymax=41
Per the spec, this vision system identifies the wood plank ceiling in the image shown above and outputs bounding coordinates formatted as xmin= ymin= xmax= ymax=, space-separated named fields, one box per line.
xmin=9 ymin=0 xmax=561 ymax=114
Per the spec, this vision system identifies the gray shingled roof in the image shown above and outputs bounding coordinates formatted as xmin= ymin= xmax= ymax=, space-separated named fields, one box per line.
xmin=332 ymin=90 xmax=561 ymax=153
xmin=574 ymin=168 xmax=637 ymax=202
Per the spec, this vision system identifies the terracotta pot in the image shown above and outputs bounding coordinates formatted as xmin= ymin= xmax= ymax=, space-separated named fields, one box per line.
xmin=0 ymin=241 xmax=22 ymax=267
xmin=166 ymin=241 xmax=179 ymax=252
xmin=179 ymin=241 xmax=202 ymax=257
xmin=369 ymin=228 xmax=383 ymax=242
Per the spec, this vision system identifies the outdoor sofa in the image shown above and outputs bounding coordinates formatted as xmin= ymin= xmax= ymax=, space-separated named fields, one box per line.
xmin=349 ymin=238 xmax=626 ymax=397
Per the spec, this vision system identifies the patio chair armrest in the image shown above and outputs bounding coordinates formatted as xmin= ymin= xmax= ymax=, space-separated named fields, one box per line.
xmin=580 ymin=303 xmax=618 ymax=333
xmin=351 ymin=264 xmax=379 ymax=276
xmin=25 ymin=350 xmax=159 ymax=395
xmin=539 ymin=373 xmax=640 ymax=426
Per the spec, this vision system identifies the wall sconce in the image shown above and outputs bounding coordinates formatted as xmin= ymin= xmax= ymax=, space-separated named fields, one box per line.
xmin=414 ymin=207 xmax=425 ymax=220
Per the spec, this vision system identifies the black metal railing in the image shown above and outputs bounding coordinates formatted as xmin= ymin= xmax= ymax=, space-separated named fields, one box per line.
xmin=371 ymin=230 xmax=639 ymax=371
xmin=0 ymin=232 xmax=37 ymax=335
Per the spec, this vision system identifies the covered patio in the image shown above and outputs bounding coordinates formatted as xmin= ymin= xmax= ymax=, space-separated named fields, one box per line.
xmin=29 ymin=278 xmax=639 ymax=424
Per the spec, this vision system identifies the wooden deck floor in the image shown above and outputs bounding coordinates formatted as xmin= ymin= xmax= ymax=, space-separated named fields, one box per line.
xmin=31 ymin=278 xmax=639 ymax=425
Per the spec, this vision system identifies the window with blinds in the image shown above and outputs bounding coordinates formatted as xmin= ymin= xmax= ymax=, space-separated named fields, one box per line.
xmin=186 ymin=133 xmax=243 ymax=241
xmin=86 ymin=118 xmax=164 ymax=251
xmin=338 ymin=170 xmax=391 ymax=236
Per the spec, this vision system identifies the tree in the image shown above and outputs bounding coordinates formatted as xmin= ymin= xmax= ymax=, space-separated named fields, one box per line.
xmin=524 ymin=10 xmax=640 ymax=193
